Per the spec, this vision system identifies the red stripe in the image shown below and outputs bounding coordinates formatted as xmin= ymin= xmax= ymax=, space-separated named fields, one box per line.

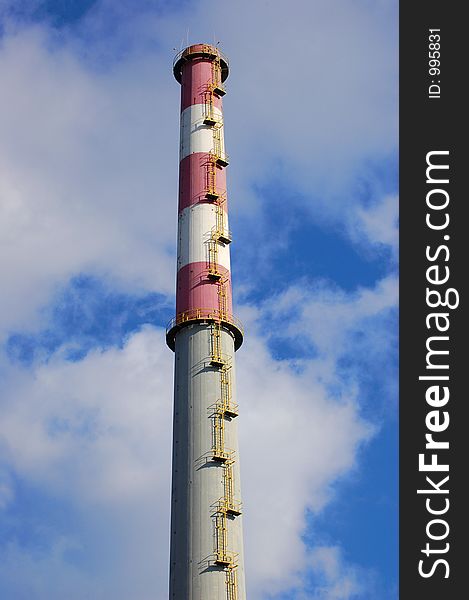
xmin=181 ymin=59 xmax=223 ymax=112
xmin=176 ymin=262 xmax=233 ymax=316
xmin=179 ymin=153 xmax=228 ymax=213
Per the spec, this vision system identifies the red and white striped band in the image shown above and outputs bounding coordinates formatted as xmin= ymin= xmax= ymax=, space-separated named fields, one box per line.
xmin=167 ymin=43 xmax=242 ymax=350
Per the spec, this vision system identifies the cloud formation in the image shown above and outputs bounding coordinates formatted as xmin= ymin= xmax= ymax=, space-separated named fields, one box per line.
xmin=0 ymin=26 xmax=177 ymax=338
xmin=1 ymin=309 xmax=379 ymax=599
xmin=1 ymin=1 xmax=397 ymax=598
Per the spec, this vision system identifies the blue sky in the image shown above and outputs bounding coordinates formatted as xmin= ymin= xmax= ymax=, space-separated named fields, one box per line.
xmin=0 ymin=1 xmax=398 ymax=598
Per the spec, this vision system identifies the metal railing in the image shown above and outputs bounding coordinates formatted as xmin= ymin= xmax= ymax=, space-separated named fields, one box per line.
xmin=166 ymin=309 xmax=243 ymax=336
xmin=173 ymin=44 xmax=229 ymax=74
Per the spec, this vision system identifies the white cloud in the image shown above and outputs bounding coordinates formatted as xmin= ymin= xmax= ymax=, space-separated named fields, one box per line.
xmin=0 ymin=317 xmax=376 ymax=598
xmin=261 ymin=274 xmax=398 ymax=370
xmin=1 ymin=327 xmax=173 ymax=599
xmin=0 ymin=26 xmax=177 ymax=338
xmin=306 ymin=545 xmax=365 ymax=599
xmin=0 ymin=261 xmax=398 ymax=598
xmin=235 ymin=274 xmax=397 ymax=595
xmin=0 ymin=2 xmax=397 ymax=597
xmin=1 ymin=0 xmax=397 ymax=336
xmin=1 ymin=326 xmax=172 ymax=505
xmin=352 ymin=195 xmax=399 ymax=258
xmin=138 ymin=0 xmax=398 ymax=233
xmin=237 ymin=333 xmax=373 ymax=596
xmin=0 ymin=468 xmax=14 ymax=509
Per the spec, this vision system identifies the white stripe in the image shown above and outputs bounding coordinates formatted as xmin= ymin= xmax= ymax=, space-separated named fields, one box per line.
xmin=177 ymin=203 xmax=231 ymax=270
xmin=179 ymin=104 xmax=225 ymax=161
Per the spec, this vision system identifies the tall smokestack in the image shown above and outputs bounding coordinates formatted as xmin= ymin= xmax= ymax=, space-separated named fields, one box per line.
xmin=166 ymin=44 xmax=246 ymax=600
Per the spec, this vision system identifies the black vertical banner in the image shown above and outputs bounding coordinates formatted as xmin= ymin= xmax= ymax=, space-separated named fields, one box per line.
xmin=400 ymin=3 xmax=465 ymax=599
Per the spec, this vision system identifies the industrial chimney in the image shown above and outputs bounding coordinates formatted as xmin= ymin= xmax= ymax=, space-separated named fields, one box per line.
xmin=166 ymin=44 xmax=246 ymax=600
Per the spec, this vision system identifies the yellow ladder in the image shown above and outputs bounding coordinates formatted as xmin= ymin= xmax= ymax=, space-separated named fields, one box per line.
xmin=222 ymin=461 xmax=242 ymax=516
xmin=212 ymin=129 xmax=228 ymax=167
xmin=210 ymin=322 xmax=224 ymax=365
xmin=214 ymin=512 xmax=230 ymax=564
xmin=207 ymin=237 xmax=221 ymax=280
xmin=219 ymin=366 xmax=238 ymax=418
xmin=215 ymin=508 xmax=239 ymax=599
xmin=217 ymin=279 xmax=227 ymax=319
xmin=211 ymin=50 xmax=225 ymax=97
xmin=216 ymin=204 xmax=224 ymax=234
xmin=208 ymin=214 xmax=231 ymax=280
xmin=212 ymin=205 xmax=231 ymax=244
xmin=223 ymin=461 xmax=234 ymax=506
xmin=206 ymin=155 xmax=219 ymax=200
xmin=226 ymin=567 xmax=238 ymax=600
xmin=212 ymin=408 xmax=227 ymax=462
xmin=203 ymin=88 xmax=217 ymax=126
